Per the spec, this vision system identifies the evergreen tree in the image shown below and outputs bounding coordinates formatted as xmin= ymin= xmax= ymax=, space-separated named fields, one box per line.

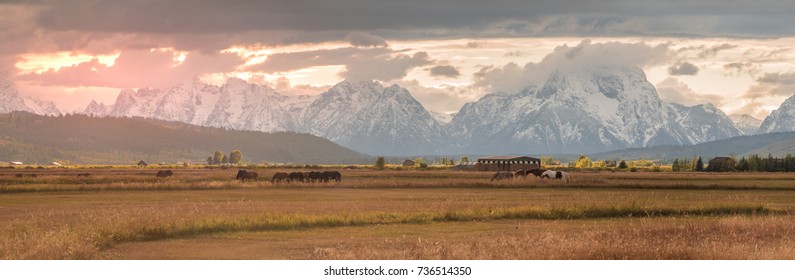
xmin=672 ymin=159 xmax=680 ymax=172
xmin=618 ymin=160 xmax=628 ymax=169
xmin=375 ymin=157 xmax=385 ymax=170
xmin=695 ymin=156 xmax=704 ymax=172
xmin=206 ymin=156 xmax=213 ymax=165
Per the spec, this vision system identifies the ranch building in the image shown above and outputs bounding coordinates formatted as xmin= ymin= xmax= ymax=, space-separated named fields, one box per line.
xmin=402 ymin=159 xmax=416 ymax=167
xmin=706 ymin=157 xmax=736 ymax=172
xmin=476 ymin=156 xmax=540 ymax=172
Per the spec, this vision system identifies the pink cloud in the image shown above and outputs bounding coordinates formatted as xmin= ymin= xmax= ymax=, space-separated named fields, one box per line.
xmin=18 ymin=49 xmax=243 ymax=88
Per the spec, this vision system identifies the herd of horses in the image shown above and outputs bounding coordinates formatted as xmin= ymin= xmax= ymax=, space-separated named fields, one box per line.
xmin=490 ymin=168 xmax=569 ymax=182
xmin=13 ymin=168 xmax=567 ymax=183
xmin=158 ymin=169 xmax=342 ymax=183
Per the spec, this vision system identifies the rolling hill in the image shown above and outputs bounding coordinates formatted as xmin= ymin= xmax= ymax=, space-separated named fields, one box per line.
xmin=0 ymin=112 xmax=369 ymax=165
xmin=590 ymin=132 xmax=795 ymax=161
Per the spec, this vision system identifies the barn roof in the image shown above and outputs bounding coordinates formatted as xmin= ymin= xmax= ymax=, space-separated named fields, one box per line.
xmin=478 ymin=156 xmax=540 ymax=161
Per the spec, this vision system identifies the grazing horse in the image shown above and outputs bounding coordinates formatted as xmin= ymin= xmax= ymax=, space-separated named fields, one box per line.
xmin=306 ymin=171 xmax=323 ymax=183
xmin=490 ymin=171 xmax=514 ymax=182
xmin=155 ymin=170 xmax=173 ymax=178
xmin=540 ymin=170 xmax=569 ymax=182
xmin=514 ymin=169 xmax=528 ymax=178
xmin=271 ymin=172 xmax=289 ymax=183
xmin=321 ymin=171 xmax=342 ymax=182
xmin=527 ymin=168 xmax=547 ymax=178
xmin=76 ymin=173 xmax=90 ymax=178
xmin=236 ymin=170 xmax=258 ymax=181
xmin=287 ymin=172 xmax=304 ymax=183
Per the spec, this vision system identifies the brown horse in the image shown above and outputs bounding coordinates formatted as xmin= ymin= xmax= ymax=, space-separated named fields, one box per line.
xmin=514 ymin=169 xmax=528 ymax=178
xmin=321 ymin=171 xmax=342 ymax=182
xmin=76 ymin=173 xmax=90 ymax=177
xmin=490 ymin=171 xmax=514 ymax=181
xmin=155 ymin=170 xmax=173 ymax=178
xmin=271 ymin=172 xmax=289 ymax=183
xmin=236 ymin=170 xmax=258 ymax=181
xmin=527 ymin=168 xmax=547 ymax=178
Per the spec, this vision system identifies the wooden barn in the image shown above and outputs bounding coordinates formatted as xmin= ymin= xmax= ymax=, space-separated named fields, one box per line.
xmin=402 ymin=159 xmax=415 ymax=167
xmin=707 ymin=157 xmax=736 ymax=172
xmin=476 ymin=156 xmax=540 ymax=172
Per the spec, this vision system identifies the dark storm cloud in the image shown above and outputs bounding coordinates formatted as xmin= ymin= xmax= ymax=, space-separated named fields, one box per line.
xmin=28 ymin=0 xmax=795 ymax=37
xmin=668 ymin=62 xmax=699 ymax=76
xmin=428 ymin=65 xmax=461 ymax=78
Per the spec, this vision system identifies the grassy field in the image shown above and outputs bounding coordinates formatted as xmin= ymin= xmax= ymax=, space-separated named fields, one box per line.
xmin=1 ymin=168 xmax=794 ymax=259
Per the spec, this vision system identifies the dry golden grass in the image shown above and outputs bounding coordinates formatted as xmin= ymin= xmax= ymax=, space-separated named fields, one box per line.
xmin=1 ymin=168 xmax=795 ymax=259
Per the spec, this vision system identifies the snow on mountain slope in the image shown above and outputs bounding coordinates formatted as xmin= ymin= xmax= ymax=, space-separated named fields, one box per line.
xmin=302 ymin=80 xmax=446 ymax=156
xmin=84 ymin=100 xmax=111 ymax=117
xmin=447 ymin=67 xmax=742 ymax=154
xmin=205 ymin=78 xmax=299 ymax=132
xmin=758 ymin=94 xmax=795 ymax=134
xmin=0 ymin=80 xmax=33 ymax=114
xmin=429 ymin=111 xmax=455 ymax=124
xmin=730 ymin=114 xmax=762 ymax=135
xmin=23 ymin=96 xmax=61 ymax=116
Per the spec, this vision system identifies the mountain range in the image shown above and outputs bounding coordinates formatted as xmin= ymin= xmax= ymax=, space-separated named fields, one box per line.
xmin=3 ymin=67 xmax=795 ymax=157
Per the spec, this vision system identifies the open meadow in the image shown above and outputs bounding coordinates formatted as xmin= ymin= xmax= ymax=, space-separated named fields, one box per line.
xmin=1 ymin=167 xmax=794 ymax=259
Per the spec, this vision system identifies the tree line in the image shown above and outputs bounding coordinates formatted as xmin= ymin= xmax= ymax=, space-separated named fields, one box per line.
xmin=735 ymin=154 xmax=795 ymax=172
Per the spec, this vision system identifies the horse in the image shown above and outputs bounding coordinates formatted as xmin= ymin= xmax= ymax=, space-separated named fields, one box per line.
xmin=527 ymin=168 xmax=547 ymax=178
xmin=288 ymin=172 xmax=304 ymax=183
xmin=321 ymin=171 xmax=342 ymax=182
xmin=306 ymin=171 xmax=323 ymax=183
xmin=155 ymin=170 xmax=173 ymax=178
xmin=490 ymin=171 xmax=514 ymax=181
xmin=236 ymin=170 xmax=258 ymax=181
xmin=540 ymin=170 xmax=569 ymax=182
xmin=76 ymin=173 xmax=90 ymax=178
xmin=271 ymin=172 xmax=289 ymax=183
xmin=514 ymin=169 xmax=528 ymax=178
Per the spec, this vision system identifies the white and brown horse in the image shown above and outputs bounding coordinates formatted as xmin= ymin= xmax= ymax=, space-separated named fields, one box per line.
xmin=540 ymin=170 xmax=569 ymax=182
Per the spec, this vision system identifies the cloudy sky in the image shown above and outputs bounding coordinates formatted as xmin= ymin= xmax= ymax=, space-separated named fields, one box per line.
xmin=3 ymin=0 xmax=795 ymax=119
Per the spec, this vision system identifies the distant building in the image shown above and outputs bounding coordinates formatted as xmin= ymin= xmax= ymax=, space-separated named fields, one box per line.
xmin=137 ymin=160 xmax=148 ymax=167
xmin=476 ymin=156 xmax=540 ymax=172
xmin=402 ymin=160 xmax=416 ymax=167
xmin=452 ymin=161 xmax=479 ymax=171
xmin=605 ymin=161 xmax=617 ymax=168
xmin=50 ymin=162 xmax=62 ymax=166
xmin=707 ymin=157 xmax=736 ymax=172
xmin=11 ymin=161 xmax=23 ymax=165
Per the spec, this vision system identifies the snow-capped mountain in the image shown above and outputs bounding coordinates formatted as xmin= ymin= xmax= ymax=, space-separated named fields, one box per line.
xmin=730 ymin=114 xmax=762 ymax=135
xmin=204 ymin=78 xmax=300 ymax=132
xmin=758 ymin=94 xmax=795 ymax=134
xmin=92 ymin=78 xmax=304 ymax=133
xmin=302 ymin=80 xmax=447 ymax=156
xmin=23 ymin=96 xmax=62 ymax=116
xmin=84 ymin=100 xmax=111 ymax=117
xmin=5 ymin=67 xmax=742 ymax=156
xmin=0 ymin=80 xmax=33 ymax=114
xmin=1 ymin=80 xmax=61 ymax=115
xmin=667 ymin=103 xmax=741 ymax=144
xmin=446 ymin=67 xmax=742 ymax=154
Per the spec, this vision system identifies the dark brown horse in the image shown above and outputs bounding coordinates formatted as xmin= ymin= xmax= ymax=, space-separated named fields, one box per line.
xmin=236 ymin=170 xmax=258 ymax=181
xmin=155 ymin=170 xmax=173 ymax=178
xmin=76 ymin=173 xmax=90 ymax=177
xmin=271 ymin=172 xmax=289 ymax=183
xmin=527 ymin=168 xmax=547 ymax=178
xmin=514 ymin=169 xmax=528 ymax=178
xmin=490 ymin=171 xmax=514 ymax=181
xmin=321 ymin=171 xmax=342 ymax=182
xmin=288 ymin=172 xmax=304 ymax=182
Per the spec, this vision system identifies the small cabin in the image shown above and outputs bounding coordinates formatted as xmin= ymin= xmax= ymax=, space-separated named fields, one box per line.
xmin=137 ymin=160 xmax=148 ymax=167
xmin=605 ymin=161 xmax=617 ymax=168
xmin=452 ymin=161 xmax=479 ymax=171
xmin=707 ymin=157 xmax=736 ymax=172
xmin=402 ymin=159 xmax=415 ymax=167
xmin=476 ymin=156 xmax=540 ymax=172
